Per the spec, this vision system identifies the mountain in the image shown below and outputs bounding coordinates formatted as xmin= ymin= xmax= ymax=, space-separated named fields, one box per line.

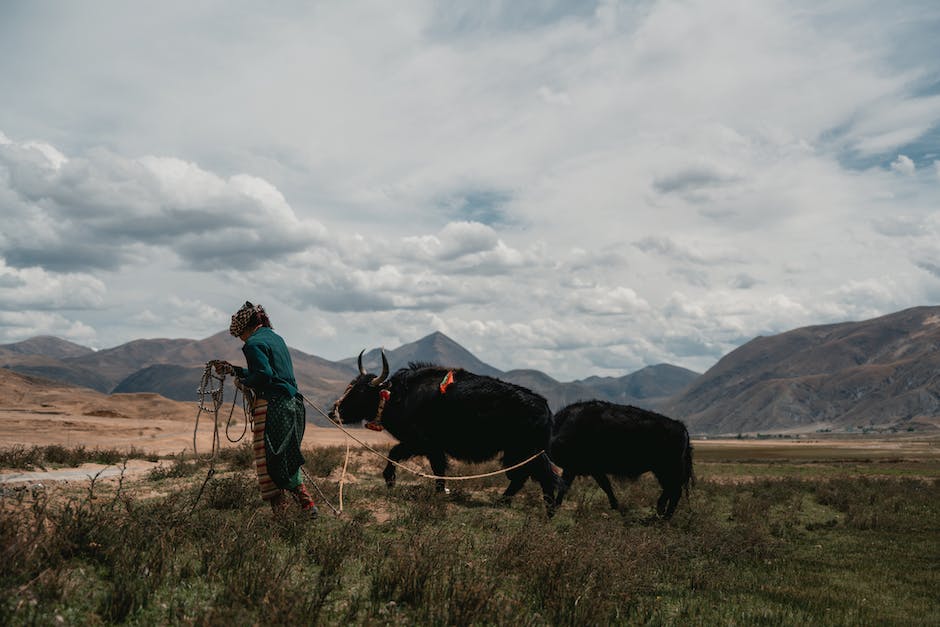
xmin=105 ymin=332 xmax=357 ymax=426
xmin=667 ymin=306 xmax=940 ymax=434
xmin=0 ymin=357 xmax=114 ymax=393
xmin=67 ymin=332 xmax=244 ymax=392
xmin=112 ymin=364 xmax=209 ymax=402
xmin=575 ymin=364 xmax=700 ymax=407
xmin=343 ymin=331 xmax=504 ymax=378
xmin=0 ymin=335 xmax=95 ymax=360
xmin=500 ymin=369 xmax=594 ymax=411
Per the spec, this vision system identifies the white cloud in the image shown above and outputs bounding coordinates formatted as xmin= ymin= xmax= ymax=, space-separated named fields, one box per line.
xmin=0 ymin=261 xmax=105 ymax=310
xmin=0 ymin=311 xmax=98 ymax=345
xmin=0 ymin=138 xmax=328 ymax=271
xmin=890 ymin=154 xmax=916 ymax=176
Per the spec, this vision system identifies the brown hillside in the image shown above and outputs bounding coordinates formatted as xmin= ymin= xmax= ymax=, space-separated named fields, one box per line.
xmin=667 ymin=306 xmax=940 ymax=434
xmin=0 ymin=368 xmax=390 ymax=455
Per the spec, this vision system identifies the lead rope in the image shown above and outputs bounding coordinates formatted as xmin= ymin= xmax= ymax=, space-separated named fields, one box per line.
xmin=300 ymin=395 xmax=547 ymax=481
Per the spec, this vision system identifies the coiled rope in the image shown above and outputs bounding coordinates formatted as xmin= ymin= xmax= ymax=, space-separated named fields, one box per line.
xmin=193 ymin=360 xmax=249 ymax=460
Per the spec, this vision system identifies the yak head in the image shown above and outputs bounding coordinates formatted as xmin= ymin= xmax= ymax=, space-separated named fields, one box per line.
xmin=328 ymin=349 xmax=390 ymax=424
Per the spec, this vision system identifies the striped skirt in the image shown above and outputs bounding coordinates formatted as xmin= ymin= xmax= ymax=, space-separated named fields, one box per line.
xmin=251 ymin=399 xmax=280 ymax=501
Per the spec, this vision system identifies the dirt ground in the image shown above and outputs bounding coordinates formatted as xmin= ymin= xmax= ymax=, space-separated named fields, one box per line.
xmin=0 ymin=369 xmax=393 ymax=484
xmin=2 ymin=369 xmax=937 ymax=486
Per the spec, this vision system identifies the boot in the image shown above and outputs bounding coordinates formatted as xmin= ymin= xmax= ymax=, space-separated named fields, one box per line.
xmin=290 ymin=484 xmax=319 ymax=519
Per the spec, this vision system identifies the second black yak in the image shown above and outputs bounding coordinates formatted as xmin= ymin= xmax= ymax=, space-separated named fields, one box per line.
xmin=550 ymin=400 xmax=694 ymax=518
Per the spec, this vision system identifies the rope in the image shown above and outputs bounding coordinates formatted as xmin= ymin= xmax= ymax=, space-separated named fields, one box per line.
xmin=193 ymin=362 xmax=224 ymax=461
xmin=300 ymin=395 xmax=547 ymax=481
xmin=301 ymin=465 xmax=341 ymax=515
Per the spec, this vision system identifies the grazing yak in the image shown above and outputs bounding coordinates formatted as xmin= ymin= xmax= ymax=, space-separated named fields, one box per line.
xmin=329 ymin=350 xmax=558 ymax=513
xmin=550 ymin=400 xmax=694 ymax=518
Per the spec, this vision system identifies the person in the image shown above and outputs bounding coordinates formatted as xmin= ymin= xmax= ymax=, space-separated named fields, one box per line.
xmin=215 ymin=301 xmax=317 ymax=518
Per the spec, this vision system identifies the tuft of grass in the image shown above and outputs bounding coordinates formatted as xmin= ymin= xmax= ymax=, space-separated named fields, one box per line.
xmin=300 ymin=445 xmax=349 ymax=477
xmin=0 ymin=444 xmax=154 ymax=470
xmin=147 ymin=453 xmax=203 ymax=481
xmin=216 ymin=442 xmax=253 ymax=470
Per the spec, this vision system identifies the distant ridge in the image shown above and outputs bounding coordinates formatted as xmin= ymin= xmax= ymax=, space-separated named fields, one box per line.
xmin=343 ymin=331 xmax=503 ymax=378
xmin=0 ymin=335 xmax=95 ymax=360
xmin=0 ymin=329 xmax=698 ymax=418
xmin=666 ymin=306 xmax=940 ymax=434
xmin=6 ymin=307 xmax=940 ymax=433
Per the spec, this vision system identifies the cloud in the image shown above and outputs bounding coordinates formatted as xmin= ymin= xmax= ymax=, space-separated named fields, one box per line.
xmin=653 ymin=165 xmax=740 ymax=196
xmin=0 ymin=137 xmax=327 ymax=272
xmin=0 ymin=261 xmax=105 ymax=311
xmin=0 ymin=310 xmax=98 ymax=345
xmin=402 ymin=221 xmax=500 ymax=262
xmin=568 ymin=285 xmax=650 ymax=316
xmin=890 ymin=154 xmax=916 ymax=175
xmin=633 ymin=236 xmax=743 ymax=266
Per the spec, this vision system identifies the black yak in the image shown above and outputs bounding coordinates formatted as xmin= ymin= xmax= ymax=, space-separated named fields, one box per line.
xmin=550 ymin=400 xmax=694 ymax=518
xmin=329 ymin=350 xmax=557 ymax=513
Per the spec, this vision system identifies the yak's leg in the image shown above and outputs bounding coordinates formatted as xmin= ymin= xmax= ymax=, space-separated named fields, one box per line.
xmin=498 ymin=463 xmax=530 ymax=503
xmin=656 ymin=482 xmax=682 ymax=518
xmin=654 ymin=469 xmax=682 ymax=518
xmin=522 ymin=453 xmax=558 ymax=516
xmin=554 ymin=469 xmax=578 ymax=508
xmin=383 ymin=443 xmax=416 ymax=488
xmin=427 ymin=450 xmax=449 ymax=493
xmin=591 ymin=473 xmax=619 ymax=510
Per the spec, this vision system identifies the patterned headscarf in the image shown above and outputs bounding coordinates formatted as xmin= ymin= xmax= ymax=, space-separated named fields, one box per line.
xmin=229 ymin=301 xmax=268 ymax=337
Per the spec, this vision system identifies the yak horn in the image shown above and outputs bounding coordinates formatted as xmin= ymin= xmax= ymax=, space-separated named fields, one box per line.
xmin=371 ymin=349 xmax=390 ymax=386
xmin=357 ymin=349 xmax=367 ymax=375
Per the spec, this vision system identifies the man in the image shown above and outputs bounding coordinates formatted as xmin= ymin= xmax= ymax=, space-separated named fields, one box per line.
xmin=216 ymin=301 xmax=317 ymax=517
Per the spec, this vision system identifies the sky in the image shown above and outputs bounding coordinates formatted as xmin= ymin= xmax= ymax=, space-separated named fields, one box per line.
xmin=1 ymin=0 xmax=939 ymax=381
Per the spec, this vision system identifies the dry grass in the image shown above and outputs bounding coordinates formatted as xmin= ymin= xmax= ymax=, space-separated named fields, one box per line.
xmin=1 ymin=437 xmax=938 ymax=625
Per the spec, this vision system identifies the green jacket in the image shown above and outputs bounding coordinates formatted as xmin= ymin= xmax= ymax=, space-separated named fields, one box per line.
xmin=232 ymin=327 xmax=299 ymax=399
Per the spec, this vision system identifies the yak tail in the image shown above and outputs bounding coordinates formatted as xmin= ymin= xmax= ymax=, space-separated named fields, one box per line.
xmin=681 ymin=430 xmax=695 ymax=497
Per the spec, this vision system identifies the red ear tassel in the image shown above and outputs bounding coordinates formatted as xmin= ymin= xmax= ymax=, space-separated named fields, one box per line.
xmin=439 ymin=370 xmax=455 ymax=394
xmin=379 ymin=389 xmax=391 ymax=401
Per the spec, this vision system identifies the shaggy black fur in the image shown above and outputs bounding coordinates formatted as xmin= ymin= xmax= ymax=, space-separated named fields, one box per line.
xmin=550 ymin=400 xmax=694 ymax=518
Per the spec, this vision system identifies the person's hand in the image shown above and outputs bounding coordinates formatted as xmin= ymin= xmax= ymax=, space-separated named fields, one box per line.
xmin=214 ymin=361 xmax=234 ymax=375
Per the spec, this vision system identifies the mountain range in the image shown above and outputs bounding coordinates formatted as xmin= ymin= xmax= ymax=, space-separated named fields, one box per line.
xmin=2 ymin=306 xmax=939 ymax=434
xmin=0 ymin=330 xmax=698 ymax=428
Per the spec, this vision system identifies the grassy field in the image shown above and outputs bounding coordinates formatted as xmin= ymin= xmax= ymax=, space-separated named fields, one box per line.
xmin=2 ymin=436 xmax=938 ymax=625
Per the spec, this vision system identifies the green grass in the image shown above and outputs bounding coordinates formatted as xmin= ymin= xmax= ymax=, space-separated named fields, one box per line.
xmin=1 ymin=440 xmax=938 ymax=625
